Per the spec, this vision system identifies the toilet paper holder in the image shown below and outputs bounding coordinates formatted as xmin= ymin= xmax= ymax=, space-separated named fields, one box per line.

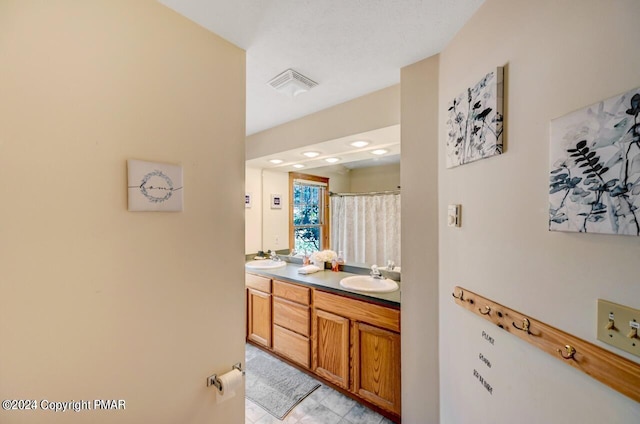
xmin=207 ymin=363 xmax=245 ymax=391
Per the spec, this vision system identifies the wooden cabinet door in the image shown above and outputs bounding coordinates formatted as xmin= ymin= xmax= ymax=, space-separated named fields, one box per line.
xmin=313 ymin=309 xmax=350 ymax=389
xmin=353 ymin=322 xmax=401 ymax=415
xmin=247 ymin=288 xmax=271 ymax=348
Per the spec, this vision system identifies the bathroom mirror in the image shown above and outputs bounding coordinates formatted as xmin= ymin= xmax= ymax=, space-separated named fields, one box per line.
xmin=245 ymin=125 xmax=401 ymax=268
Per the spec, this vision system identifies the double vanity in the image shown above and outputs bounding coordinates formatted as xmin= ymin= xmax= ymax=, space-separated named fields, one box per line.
xmin=245 ymin=259 xmax=401 ymax=422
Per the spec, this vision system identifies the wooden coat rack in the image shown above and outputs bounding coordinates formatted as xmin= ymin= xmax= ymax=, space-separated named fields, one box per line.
xmin=452 ymin=286 xmax=640 ymax=403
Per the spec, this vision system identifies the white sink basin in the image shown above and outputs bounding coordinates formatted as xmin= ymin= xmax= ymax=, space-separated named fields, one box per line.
xmin=339 ymin=275 xmax=399 ymax=293
xmin=245 ymin=260 xmax=287 ymax=270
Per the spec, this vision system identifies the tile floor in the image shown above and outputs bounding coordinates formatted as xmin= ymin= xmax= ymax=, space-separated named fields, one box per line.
xmin=245 ymin=344 xmax=395 ymax=424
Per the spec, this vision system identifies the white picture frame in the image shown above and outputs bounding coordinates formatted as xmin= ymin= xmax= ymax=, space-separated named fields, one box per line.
xmin=271 ymin=194 xmax=282 ymax=209
xmin=127 ymin=159 xmax=183 ymax=212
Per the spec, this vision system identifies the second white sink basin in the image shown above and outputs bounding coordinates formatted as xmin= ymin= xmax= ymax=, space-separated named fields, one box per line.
xmin=245 ymin=260 xmax=287 ymax=270
xmin=379 ymin=266 xmax=401 ymax=272
xmin=339 ymin=275 xmax=399 ymax=293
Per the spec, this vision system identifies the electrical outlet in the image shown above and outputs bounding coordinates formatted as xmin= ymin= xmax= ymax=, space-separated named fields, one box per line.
xmin=597 ymin=299 xmax=640 ymax=358
xmin=274 ymin=235 xmax=279 ymax=246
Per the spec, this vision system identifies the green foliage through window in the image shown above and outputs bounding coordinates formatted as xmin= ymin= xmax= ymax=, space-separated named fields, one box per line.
xmin=293 ymin=183 xmax=325 ymax=253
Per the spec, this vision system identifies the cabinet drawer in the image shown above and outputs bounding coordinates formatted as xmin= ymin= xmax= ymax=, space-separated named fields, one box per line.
xmin=273 ymin=325 xmax=310 ymax=368
xmin=314 ymin=290 xmax=400 ymax=332
xmin=274 ymin=297 xmax=310 ymax=337
xmin=273 ymin=280 xmax=310 ymax=305
xmin=246 ymin=273 xmax=271 ymax=293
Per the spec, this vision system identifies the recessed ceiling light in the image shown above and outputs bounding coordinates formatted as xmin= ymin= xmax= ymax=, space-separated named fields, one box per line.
xmin=325 ymin=157 xmax=340 ymax=163
xmin=371 ymin=149 xmax=388 ymax=156
xmin=293 ymin=164 xmax=305 ymax=169
xmin=269 ymin=159 xmax=284 ymax=164
xmin=302 ymin=151 xmax=320 ymax=158
xmin=350 ymin=140 xmax=370 ymax=148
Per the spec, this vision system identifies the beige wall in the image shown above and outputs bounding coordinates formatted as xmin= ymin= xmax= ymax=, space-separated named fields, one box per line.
xmin=314 ymin=168 xmax=350 ymax=194
xmin=435 ymin=0 xmax=640 ymax=423
xmin=400 ymin=54 xmax=440 ymax=423
xmin=245 ymin=167 xmax=263 ymax=254
xmin=349 ymin=163 xmax=400 ymax=193
xmin=246 ymin=85 xmax=400 ymax=159
xmin=261 ymin=170 xmax=290 ymax=252
xmin=0 ymin=2 xmax=246 ymax=423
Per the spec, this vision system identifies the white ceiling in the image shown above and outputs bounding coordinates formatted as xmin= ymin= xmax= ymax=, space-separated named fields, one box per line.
xmin=158 ymin=0 xmax=485 ymax=136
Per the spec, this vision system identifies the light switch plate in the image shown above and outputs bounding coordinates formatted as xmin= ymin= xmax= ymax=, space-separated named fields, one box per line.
xmin=597 ymin=299 xmax=640 ymax=358
xmin=447 ymin=204 xmax=461 ymax=227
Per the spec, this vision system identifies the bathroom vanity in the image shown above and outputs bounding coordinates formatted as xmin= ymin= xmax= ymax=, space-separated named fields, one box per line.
xmin=245 ymin=262 xmax=401 ymax=421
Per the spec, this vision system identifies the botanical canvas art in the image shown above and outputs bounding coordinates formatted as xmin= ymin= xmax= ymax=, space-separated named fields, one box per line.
xmin=446 ymin=67 xmax=504 ymax=168
xmin=127 ymin=160 xmax=183 ymax=212
xmin=549 ymin=87 xmax=640 ymax=235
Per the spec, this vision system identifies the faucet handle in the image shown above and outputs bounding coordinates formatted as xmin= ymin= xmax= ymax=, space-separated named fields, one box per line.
xmin=370 ymin=264 xmax=382 ymax=278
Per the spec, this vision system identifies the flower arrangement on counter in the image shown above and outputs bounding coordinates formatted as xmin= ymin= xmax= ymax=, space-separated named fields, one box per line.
xmin=310 ymin=249 xmax=337 ymax=264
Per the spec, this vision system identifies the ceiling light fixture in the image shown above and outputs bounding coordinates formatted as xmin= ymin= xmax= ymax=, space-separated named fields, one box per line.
xmin=302 ymin=151 xmax=320 ymax=158
xmin=371 ymin=149 xmax=388 ymax=155
xmin=325 ymin=157 xmax=340 ymax=163
xmin=350 ymin=140 xmax=370 ymax=148
xmin=293 ymin=164 xmax=305 ymax=169
xmin=269 ymin=159 xmax=284 ymax=164
xmin=268 ymin=69 xmax=318 ymax=97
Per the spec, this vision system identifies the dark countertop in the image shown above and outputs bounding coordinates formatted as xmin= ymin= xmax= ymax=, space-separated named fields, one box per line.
xmin=245 ymin=261 xmax=401 ymax=308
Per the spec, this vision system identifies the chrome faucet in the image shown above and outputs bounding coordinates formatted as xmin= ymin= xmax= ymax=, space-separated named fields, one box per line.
xmin=270 ymin=250 xmax=281 ymax=261
xmin=370 ymin=264 xmax=383 ymax=279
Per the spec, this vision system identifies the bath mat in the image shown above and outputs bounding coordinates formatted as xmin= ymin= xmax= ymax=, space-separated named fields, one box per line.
xmin=245 ymin=349 xmax=320 ymax=420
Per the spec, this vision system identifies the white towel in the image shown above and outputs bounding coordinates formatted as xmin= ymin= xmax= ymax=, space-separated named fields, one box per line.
xmin=297 ymin=265 xmax=321 ymax=275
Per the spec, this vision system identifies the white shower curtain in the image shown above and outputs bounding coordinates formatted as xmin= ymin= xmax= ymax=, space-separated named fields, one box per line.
xmin=331 ymin=193 xmax=401 ymax=267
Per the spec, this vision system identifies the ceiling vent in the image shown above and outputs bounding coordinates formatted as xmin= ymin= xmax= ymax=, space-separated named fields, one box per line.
xmin=268 ymin=69 xmax=317 ymax=97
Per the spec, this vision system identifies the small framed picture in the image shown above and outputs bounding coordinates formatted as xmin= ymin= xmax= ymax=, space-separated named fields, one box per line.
xmin=127 ymin=159 xmax=183 ymax=212
xmin=245 ymin=193 xmax=252 ymax=208
xmin=271 ymin=194 xmax=282 ymax=209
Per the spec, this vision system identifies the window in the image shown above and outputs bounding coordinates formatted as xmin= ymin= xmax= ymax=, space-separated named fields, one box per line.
xmin=289 ymin=173 xmax=329 ymax=254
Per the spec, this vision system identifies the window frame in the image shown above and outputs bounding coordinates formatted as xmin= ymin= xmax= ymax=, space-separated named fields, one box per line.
xmin=289 ymin=172 xmax=330 ymax=253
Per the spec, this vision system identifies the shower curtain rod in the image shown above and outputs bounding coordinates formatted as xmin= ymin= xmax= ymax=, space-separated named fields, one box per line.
xmin=329 ymin=189 xmax=401 ymax=197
